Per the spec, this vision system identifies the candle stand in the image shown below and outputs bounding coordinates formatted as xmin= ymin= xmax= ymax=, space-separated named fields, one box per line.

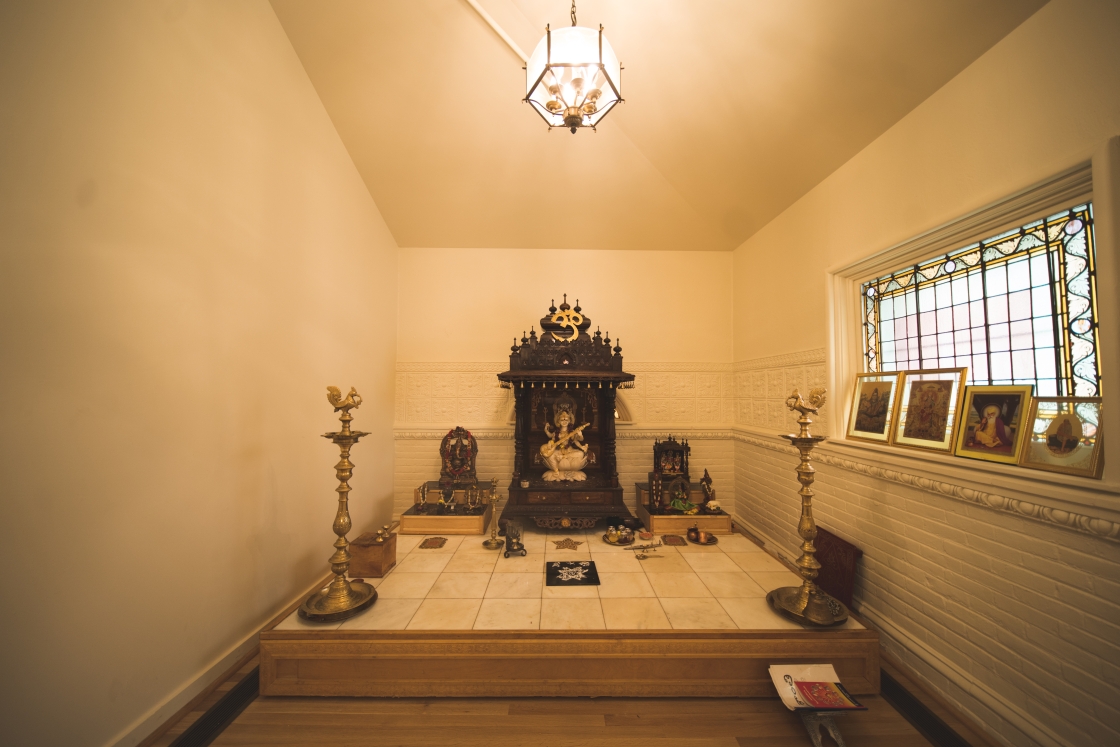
xmin=299 ymin=386 xmax=377 ymax=622
xmin=766 ymin=388 xmax=849 ymax=627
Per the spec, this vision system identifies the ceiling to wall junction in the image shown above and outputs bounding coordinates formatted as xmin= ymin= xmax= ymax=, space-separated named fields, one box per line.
xmin=270 ymin=0 xmax=1045 ymax=251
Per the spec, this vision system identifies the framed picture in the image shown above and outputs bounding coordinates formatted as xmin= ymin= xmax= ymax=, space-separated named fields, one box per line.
xmin=1018 ymin=397 xmax=1104 ymax=478
xmin=846 ymin=372 xmax=900 ymax=443
xmin=953 ymin=385 xmax=1033 ymax=464
xmin=890 ymin=368 xmax=967 ymax=452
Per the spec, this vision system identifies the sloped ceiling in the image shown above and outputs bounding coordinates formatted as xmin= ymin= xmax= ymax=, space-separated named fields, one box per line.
xmin=271 ymin=0 xmax=1045 ymax=250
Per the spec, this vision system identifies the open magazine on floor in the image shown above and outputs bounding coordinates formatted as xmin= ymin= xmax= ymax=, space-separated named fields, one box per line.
xmin=769 ymin=664 xmax=868 ymax=711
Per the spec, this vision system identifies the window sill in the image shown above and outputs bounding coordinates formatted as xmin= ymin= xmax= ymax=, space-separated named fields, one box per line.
xmin=731 ymin=424 xmax=1120 ymax=532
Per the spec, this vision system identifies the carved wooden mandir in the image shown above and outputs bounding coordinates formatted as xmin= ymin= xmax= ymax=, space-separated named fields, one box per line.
xmin=497 ymin=298 xmax=635 ymax=530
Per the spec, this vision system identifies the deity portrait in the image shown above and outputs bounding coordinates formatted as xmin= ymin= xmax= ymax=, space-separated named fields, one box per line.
xmin=959 ymin=391 xmax=1026 ymax=457
xmin=854 ymin=382 xmax=892 ymax=434
xmin=540 ymin=396 xmax=590 ymax=482
xmin=902 ymin=381 xmax=953 ymax=442
xmin=1045 ymin=415 xmax=1082 ymax=456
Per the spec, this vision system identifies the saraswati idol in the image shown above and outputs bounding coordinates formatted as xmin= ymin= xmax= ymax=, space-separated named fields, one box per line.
xmin=540 ymin=394 xmax=590 ymax=481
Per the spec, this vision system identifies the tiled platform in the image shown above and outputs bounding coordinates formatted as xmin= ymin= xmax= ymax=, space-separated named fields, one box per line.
xmin=274 ymin=526 xmax=864 ymax=632
xmin=261 ymin=526 xmax=878 ymax=698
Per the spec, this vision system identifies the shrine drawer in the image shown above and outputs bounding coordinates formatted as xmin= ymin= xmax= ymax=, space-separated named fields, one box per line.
xmin=526 ymin=492 xmax=561 ymax=504
xmin=569 ymin=491 xmax=612 ymax=504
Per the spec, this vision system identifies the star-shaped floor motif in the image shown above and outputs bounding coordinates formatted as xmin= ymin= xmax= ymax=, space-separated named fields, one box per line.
xmin=552 ymin=537 xmax=583 ymax=551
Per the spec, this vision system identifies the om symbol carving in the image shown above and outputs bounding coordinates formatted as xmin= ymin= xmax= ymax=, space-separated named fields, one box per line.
xmin=550 ymin=308 xmax=584 ymax=342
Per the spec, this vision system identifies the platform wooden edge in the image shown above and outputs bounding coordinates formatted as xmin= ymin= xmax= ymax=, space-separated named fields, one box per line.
xmin=260 ymin=628 xmax=880 ymax=698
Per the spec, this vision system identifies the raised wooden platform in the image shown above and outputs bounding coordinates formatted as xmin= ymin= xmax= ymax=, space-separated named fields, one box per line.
xmin=259 ymin=628 xmax=879 ymax=698
xmin=399 ymin=504 xmax=491 ymax=535
xmin=636 ymin=502 xmax=733 ymax=535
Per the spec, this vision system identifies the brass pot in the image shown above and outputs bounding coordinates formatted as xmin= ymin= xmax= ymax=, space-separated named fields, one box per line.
xmin=686 ymin=525 xmax=700 ymax=542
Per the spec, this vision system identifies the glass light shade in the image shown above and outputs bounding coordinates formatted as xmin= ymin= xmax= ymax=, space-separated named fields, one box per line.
xmin=525 ymin=25 xmax=622 ymax=132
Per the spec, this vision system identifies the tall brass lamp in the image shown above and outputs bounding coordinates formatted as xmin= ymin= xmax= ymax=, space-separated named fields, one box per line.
xmin=299 ymin=386 xmax=377 ymax=622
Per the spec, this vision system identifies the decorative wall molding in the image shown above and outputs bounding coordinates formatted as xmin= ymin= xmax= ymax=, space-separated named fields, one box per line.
xmin=627 ymin=362 xmax=734 ymax=373
xmin=393 ymin=427 xmax=735 ymax=441
xmin=397 ymin=362 xmax=504 ymax=372
xmin=394 ymin=428 xmax=513 ymax=440
xmin=396 ymin=361 xmax=735 ymax=373
xmin=733 ymin=348 xmax=826 ymax=371
xmin=731 ymin=429 xmax=1120 ymax=543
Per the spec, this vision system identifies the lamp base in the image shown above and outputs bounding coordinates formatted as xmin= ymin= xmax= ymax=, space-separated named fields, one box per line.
xmin=298 ymin=580 xmax=377 ymax=623
xmin=767 ymin=586 xmax=848 ymax=627
xmin=482 ymin=537 xmax=505 ymax=550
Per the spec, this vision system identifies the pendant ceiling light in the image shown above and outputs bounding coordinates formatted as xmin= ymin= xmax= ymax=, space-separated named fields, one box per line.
xmin=525 ymin=1 xmax=623 ymax=133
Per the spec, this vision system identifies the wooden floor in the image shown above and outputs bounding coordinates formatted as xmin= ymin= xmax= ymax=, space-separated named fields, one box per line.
xmin=212 ymin=692 xmax=934 ymax=747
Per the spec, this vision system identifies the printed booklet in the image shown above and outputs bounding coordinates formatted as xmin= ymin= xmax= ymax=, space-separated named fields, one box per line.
xmin=768 ymin=664 xmax=868 ymax=711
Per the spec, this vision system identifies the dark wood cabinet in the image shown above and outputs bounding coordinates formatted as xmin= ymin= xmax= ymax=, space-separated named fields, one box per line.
xmin=497 ymin=297 xmax=635 ymax=530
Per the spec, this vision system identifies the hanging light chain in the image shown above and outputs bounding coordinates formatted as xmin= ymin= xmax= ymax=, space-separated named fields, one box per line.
xmin=571 ymin=0 xmax=577 ymax=26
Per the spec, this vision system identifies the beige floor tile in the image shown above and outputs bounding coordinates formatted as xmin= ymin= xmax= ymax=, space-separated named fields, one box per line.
xmin=443 ymin=552 xmax=499 ymax=573
xmin=393 ymin=553 xmax=453 ymax=574
xmin=541 ymin=583 xmax=599 ymax=599
xmin=600 ymin=598 xmax=672 ymax=629
xmin=406 ymin=598 xmax=482 ymax=630
xmin=346 ymin=575 xmax=383 ymax=588
xmin=428 ymin=572 xmax=492 ymax=598
xmin=473 ymin=598 xmax=541 ymax=629
xmin=492 ymin=552 xmax=546 ymax=573
xmin=748 ymin=571 xmax=804 ymax=591
xmin=589 ymin=552 xmax=643 ymax=573
xmin=828 ymin=615 xmax=865 ymax=630
xmin=545 ymin=547 xmax=592 ymax=562
xmin=660 ymin=597 xmax=737 ymax=629
xmin=375 ymin=572 xmax=440 ymax=599
xmin=697 ymin=572 xmax=766 ymax=598
xmin=338 ymin=599 xmax=422 ymax=630
xmin=635 ymin=553 xmax=694 ymax=573
xmin=726 ymin=552 xmax=790 ymax=573
xmin=716 ymin=534 xmax=764 ymax=553
xmin=540 ymin=598 xmax=605 ymax=629
xmin=485 ymin=573 xmax=544 ymax=598
xmin=394 ymin=534 xmax=422 ymax=555
xmin=682 ymin=553 xmax=741 ymax=574
xmin=675 ymin=541 xmax=724 ymax=553
xmin=455 ymin=538 xmax=504 ymax=554
xmin=647 ymin=572 xmax=713 ymax=598
xmin=596 ymin=572 xmax=656 ymax=598
xmin=273 ymin=610 xmax=342 ymax=631
xmin=717 ymin=597 xmax=802 ymax=630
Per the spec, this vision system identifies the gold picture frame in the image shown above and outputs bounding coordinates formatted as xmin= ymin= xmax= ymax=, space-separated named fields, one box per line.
xmin=846 ymin=372 xmax=900 ymax=443
xmin=890 ymin=368 xmax=967 ymax=452
xmin=1018 ymin=397 xmax=1104 ymax=478
xmin=953 ymin=385 xmax=1033 ymax=464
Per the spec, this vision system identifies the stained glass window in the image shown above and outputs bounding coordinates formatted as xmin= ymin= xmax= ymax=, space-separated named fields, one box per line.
xmin=862 ymin=203 xmax=1100 ymax=397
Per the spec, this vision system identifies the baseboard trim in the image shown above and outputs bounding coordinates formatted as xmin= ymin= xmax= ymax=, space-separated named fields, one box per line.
xmin=111 ymin=571 xmax=333 ymax=747
xmin=167 ymin=667 xmax=259 ymax=747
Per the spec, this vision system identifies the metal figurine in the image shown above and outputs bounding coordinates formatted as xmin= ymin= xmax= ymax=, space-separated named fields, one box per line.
xmin=417 ymin=483 xmax=429 ymax=514
xmin=766 ymin=388 xmax=849 ymax=627
xmin=482 ymin=478 xmax=505 ymax=550
xmin=299 ymin=386 xmax=377 ymax=622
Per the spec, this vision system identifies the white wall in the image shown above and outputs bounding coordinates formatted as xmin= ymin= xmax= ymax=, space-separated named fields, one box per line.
xmin=394 ymin=248 xmax=736 ymax=515
xmin=0 ymin=3 xmax=398 ymax=746
xmin=731 ymin=1 xmax=1120 ymax=746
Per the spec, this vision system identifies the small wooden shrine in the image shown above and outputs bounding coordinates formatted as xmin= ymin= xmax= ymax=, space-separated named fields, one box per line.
xmin=497 ymin=296 xmax=635 ymax=529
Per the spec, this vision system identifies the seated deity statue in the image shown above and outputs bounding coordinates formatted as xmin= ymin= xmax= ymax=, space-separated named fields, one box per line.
xmin=540 ymin=408 xmax=590 ymax=481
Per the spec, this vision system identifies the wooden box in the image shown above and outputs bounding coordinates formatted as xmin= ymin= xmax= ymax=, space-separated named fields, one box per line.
xmin=399 ymin=503 xmax=492 ymax=535
xmin=349 ymin=532 xmax=396 ymax=577
xmin=636 ymin=483 xmax=732 ymax=535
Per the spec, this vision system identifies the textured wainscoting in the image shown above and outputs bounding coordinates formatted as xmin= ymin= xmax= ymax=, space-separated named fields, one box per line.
xmin=393 ymin=362 xmax=737 ymax=520
xmin=733 ymin=432 xmax=1120 ymax=747
xmin=733 ymin=349 xmax=829 ymax=432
